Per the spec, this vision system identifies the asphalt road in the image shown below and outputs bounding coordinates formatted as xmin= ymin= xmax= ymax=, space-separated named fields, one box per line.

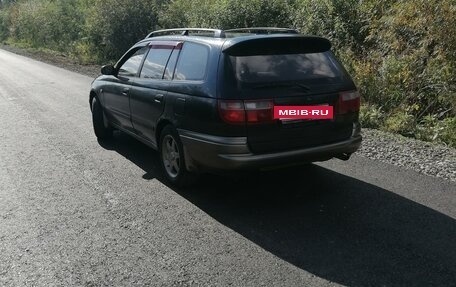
xmin=0 ymin=48 xmax=455 ymax=287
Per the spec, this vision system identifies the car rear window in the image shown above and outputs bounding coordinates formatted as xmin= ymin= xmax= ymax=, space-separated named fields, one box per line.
xmin=229 ymin=51 xmax=344 ymax=84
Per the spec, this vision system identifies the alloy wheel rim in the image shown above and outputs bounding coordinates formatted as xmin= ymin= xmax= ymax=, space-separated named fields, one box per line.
xmin=162 ymin=135 xmax=180 ymax=178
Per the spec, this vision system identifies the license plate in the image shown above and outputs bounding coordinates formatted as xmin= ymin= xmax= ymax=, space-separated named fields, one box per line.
xmin=275 ymin=104 xmax=334 ymax=121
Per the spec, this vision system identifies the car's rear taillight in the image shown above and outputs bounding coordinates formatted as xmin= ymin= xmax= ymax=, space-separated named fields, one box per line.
xmin=218 ymin=99 xmax=274 ymax=124
xmin=244 ymin=100 xmax=274 ymax=123
xmin=337 ymin=90 xmax=360 ymax=114
xmin=219 ymin=100 xmax=245 ymax=123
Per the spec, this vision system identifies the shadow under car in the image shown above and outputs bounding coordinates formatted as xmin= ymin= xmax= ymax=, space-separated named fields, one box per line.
xmin=99 ymin=131 xmax=456 ymax=286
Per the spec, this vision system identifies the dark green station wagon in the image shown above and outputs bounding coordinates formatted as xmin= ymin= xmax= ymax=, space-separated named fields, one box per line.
xmin=90 ymin=28 xmax=362 ymax=186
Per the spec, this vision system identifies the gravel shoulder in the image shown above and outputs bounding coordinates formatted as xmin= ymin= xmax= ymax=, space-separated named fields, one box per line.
xmin=359 ymin=129 xmax=455 ymax=182
xmin=2 ymin=43 xmax=454 ymax=182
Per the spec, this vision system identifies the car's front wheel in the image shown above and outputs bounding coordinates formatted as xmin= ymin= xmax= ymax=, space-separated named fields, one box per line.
xmin=91 ymin=97 xmax=113 ymax=140
xmin=159 ymin=125 xmax=197 ymax=187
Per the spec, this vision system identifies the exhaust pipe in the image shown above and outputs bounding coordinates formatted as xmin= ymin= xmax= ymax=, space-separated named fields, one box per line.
xmin=336 ymin=153 xmax=351 ymax=161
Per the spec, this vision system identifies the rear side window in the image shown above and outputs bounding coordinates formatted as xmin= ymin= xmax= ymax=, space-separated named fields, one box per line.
xmin=230 ymin=52 xmax=344 ymax=83
xmin=164 ymin=49 xmax=180 ymax=80
xmin=140 ymin=45 xmax=173 ymax=79
xmin=174 ymin=42 xmax=208 ymax=81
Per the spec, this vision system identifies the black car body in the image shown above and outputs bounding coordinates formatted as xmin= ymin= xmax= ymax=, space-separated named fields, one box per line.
xmin=90 ymin=28 xmax=362 ymax=186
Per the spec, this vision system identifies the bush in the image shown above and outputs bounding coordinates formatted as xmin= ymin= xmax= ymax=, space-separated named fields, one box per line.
xmin=0 ymin=7 xmax=10 ymax=41
xmin=216 ymin=0 xmax=291 ymax=29
xmin=8 ymin=0 xmax=84 ymax=52
xmin=382 ymin=110 xmax=416 ymax=136
xmin=360 ymin=104 xmax=384 ymax=129
xmin=85 ymin=0 xmax=160 ymax=62
xmin=416 ymin=116 xmax=456 ymax=147
xmin=159 ymin=0 xmax=291 ymax=29
xmin=159 ymin=0 xmax=221 ymax=28
xmin=366 ymin=0 xmax=456 ymax=121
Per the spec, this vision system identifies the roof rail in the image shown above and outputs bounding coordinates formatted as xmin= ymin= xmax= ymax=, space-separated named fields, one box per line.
xmin=224 ymin=27 xmax=299 ymax=34
xmin=146 ymin=28 xmax=226 ymax=39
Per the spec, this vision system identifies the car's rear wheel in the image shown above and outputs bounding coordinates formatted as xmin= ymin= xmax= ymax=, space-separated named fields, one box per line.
xmin=159 ymin=125 xmax=197 ymax=187
xmin=91 ymin=97 xmax=113 ymax=140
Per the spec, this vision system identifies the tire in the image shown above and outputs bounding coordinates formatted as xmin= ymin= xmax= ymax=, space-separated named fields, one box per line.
xmin=91 ymin=97 xmax=113 ymax=140
xmin=159 ymin=125 xmax=198 ymax=187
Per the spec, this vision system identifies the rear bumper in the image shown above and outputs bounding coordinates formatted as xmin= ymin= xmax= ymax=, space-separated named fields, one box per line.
xmin=178 ymin=128 xmax=362 ymax=172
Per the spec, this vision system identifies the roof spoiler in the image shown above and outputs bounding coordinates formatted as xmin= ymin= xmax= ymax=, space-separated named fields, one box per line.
xmin=223 ymin=36 xmax=332 ymax=56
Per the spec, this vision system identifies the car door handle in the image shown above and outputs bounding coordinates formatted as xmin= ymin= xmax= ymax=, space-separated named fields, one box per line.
xmin=155 ymin=94 xmax=164 ymax=103
xmin=121 ymin=89 xmax=129 ymax=96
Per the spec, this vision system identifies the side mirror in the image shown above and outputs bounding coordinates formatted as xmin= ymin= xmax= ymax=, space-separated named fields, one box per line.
xmin=101 ymin=64 xmax=115 ymax=75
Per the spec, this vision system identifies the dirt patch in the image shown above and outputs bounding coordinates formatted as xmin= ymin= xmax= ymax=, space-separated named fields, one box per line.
xmin=0 ymin=44 xmax=101 ymax=78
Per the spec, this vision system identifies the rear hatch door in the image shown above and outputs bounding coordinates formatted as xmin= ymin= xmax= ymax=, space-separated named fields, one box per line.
xmin=222 ymin=36 xmax=357 ymax=154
